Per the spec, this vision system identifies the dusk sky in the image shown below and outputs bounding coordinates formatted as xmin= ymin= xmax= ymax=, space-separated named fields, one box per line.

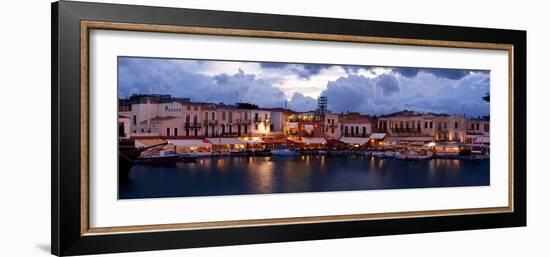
xmin=118 ymin=57 xmax=490 ymax=117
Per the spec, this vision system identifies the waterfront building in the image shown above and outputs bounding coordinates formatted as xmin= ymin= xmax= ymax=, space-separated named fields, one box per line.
xmin=376 ymin=110 xmax=469 ymax=142
xmin=181 ymin=102 xmax=203 ymax=137
xmin=324 ymin=113 xmax=341 ymax=139
xmin=285 ymin=112 xmax=325 ymax=138
xmin=119 ymin=94 xmax=190 ymax=137
xmin=267 ymin=108 xmax=292 ymax=137
xmin=201 ymin=104 xmax=219 ymax=137
xmin=250 ymin=109 xmax=272 ymax=136
xmin=465 ymin=117 xmax=490 ymax=144
xmin=340 ymin=112 xmax=372 ymax=138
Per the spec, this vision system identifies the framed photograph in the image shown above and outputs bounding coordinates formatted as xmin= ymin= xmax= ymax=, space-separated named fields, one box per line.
xmin=52 ymin=1 xmax=526 ymax=256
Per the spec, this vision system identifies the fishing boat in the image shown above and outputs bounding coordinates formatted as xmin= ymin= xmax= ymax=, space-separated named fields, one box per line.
xmin=271 ymin=148 xmax=298 ymax=156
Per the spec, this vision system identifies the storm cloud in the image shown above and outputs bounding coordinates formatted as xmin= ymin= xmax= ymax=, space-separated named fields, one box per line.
xmin=119 ymin=57 xmax=490 ymax=116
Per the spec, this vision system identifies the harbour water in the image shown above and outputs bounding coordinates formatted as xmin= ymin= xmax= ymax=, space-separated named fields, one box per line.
xmin=119 ymin=155 xmax=489 ymax=199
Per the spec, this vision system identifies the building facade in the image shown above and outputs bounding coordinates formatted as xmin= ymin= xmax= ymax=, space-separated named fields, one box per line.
xmin=119 ymin=95 xmax=488 ymax=145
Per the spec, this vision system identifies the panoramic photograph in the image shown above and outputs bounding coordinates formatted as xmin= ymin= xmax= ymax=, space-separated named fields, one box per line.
xmin=117 ymin=56 xmax=491 ymax=199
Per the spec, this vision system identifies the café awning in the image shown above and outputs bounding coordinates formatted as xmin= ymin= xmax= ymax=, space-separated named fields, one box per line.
xmin=206 ymin=138 xmax=243 ymax=145
xmin=134 ymin=139 xmax=167 ymax=148
xmin=301 ymin=137 xmax=327 ymax=144
xmin=339 ymin=137 xmax=369 ymax=145
xmin=168 ymin=139 xmax=211 ymax=147
xmin=368 ymin=133 xmax=386 ymax=140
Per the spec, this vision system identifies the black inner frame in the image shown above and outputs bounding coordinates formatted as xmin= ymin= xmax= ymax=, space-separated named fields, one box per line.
xmin=51 ymin=1 xmax=526 ymax=256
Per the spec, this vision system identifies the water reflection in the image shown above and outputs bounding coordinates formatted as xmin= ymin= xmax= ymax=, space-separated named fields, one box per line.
xmin=119 ymin=156 xmax=490 ymax=199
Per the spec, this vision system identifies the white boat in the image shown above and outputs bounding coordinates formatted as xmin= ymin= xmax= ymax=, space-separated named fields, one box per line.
xmin=271 ymin=148 xmax=298 ymax=156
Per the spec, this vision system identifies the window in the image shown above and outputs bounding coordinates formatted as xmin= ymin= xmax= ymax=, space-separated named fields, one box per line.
xmin=212 ymin=112 xmax=215 ymax=120
xmin=186 ymin=105 xmax=190 ymax=111
xmin=443 ymin=122 xmax=447 ymax=129
xmin=244 ymin=125 xmax=248 ymax=134
xmin=133 ymin=115 xmax=136 ymax=125
xmin=430 ymin=121 xmax=433 ymax=129
xmin=193 ymin=114 xmax=197 ymax=123
xmin=229 ymin=112 xmax=233 ymax=123
xmin=484 ymin=124 xmax=489 ymax=132
xmin=362 ymin=127 xmax=366 ymax=136
xmin=194 ymin=106 xmax=198 ymax=111
xmin=476 ymin=123 xmax=480 ymax=130
xmin=221 ymin=124 xmax=225 ymax=134
xmin=194 ymin=129 xmax=198 ymax=136
xmin=254 ymin=113 xmax=259 ymax=121
xmin=166 ymin=128 xmax=170 ymax=136
xmin=204 ymin=112 xmax=208 ymax=120
xmin=255 ymin=124 xmax=258 ymax=130
xmin=174 ymin=128 xmax=178 ymax=136
xmin=270 ymin=124 xmax=274 ymax=131
xmin=185 ymin=129 xmax=189 ymax=136
xmin=455 ymin=122 xmax=459 ymax=129
xmin=265 ymin=113 xmax=268 ymax=121
xmin=165 ymin=106 xmax=168 ymax=111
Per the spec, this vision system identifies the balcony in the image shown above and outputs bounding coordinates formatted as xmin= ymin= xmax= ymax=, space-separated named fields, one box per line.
xmin=184 ymin=122 xmax=202 ymax=128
